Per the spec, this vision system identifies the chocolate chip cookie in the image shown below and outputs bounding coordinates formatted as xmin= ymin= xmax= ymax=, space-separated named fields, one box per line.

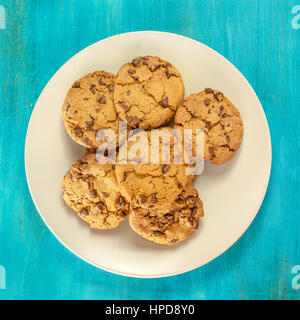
xmin=115 ymin=128 xmax=195 ymax=208
xmin=175 ymin=89 xmax=243 ymax=164
xmin=62 ymin=151 xmax=129 ymax=229
xmin=129 ymin=186 xmax=204 ymax=245
xmin=62 ymin=71 xmax=119 ymax=148
xmin=114 ymin=56 xmax=185 ymax=129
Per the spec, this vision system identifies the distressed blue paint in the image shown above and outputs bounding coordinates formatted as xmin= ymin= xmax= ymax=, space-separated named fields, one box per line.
xmin=0 ymin=0 xmax=299 ymax=300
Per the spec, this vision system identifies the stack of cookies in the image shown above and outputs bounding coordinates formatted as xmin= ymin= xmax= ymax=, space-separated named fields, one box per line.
xmin=62 ymin=56 xmax=243 ymax=245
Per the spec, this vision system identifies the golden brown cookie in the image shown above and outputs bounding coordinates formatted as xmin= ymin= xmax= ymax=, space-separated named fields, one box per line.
xmin=62 ymin=151 xmax=129 ymax=229
xmin=62 ymin=71 xmax=119 ymax=148
xmin=114 ymin=56 xmax=184 ymax=129
xmin=129 ymin=186 xmax=204 ymax=245
xmin=175 ymin=89 xmax=243 ymax=164
xmin=115 ymin=127 xmax=194 ymax=208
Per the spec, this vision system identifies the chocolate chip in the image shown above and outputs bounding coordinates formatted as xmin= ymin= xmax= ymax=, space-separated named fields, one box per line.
xmin=162 ymin=164 xmax=171 ymax=173
xmin=102 ymin=192 xmax=109 ymax=198
xmin=85 ymin=119 xmax=94 ymax=128
xmin=142 ymin=57 xmax=149 ymax=64
xmin=166 ymin=70 xmax=176 ymax=78
xmin=205 ymin=88 xmax=214 ymax=94
xmin=98 ymin=95 xmax=106 ymax=104
xmin=89 ymin=190 xmax=98 ymax=199
xmin=205 ymin=121 xmax=212 ymax=130
xmin=177 ymin=193 xmax=185 ymax=201
xmin=72 ymin=82 xmax=81 ymax=88
xmin=164 ymin=212 xmax=174 ymax=220
xmin=120 ymin=210 xmax=128 ymax=217
xmin=222 ymin=113 xmax=230 ymax=118
xmin=126 ymin=116 xmax=141 ymax=126
xmin=132 ymin=75 xmax=139 ymax=81
xmin=158 ymin=221 xmax=166 ymax=229
xmin=117 ymin=196 xmax=126 ymax=208
xmin=126 ymin=90 xmax=130 ymax=96
xmin=79 ymin=156 xmax=88 ymax=164
xmin=140 ymin=194 xmax=147 ymax=204
xmin=208 ymin=147 xmax=215 ymax=156
xmin=188 ymin=218 xmax=195 ymax=227
xmin=153 ymin=230 xmax=165 ymax=237
xmin=187 ymin=196 xmax=197 ymax=205
xmin=152 ymin=64 xmax=160 ymax=72
xmin=80 ymin=208 xmax=89 ymax=217
xmin=151 ymin=194 xmax=158 ymax=203
xmin=82 ymin=138 xmax=91 ymax=146
xmin=108 ymin=84 xmax=114 ymax=92
xmin=121 ymin=172 xmax=128 ymax=183
xmin=204 ymin=98 xmax=211 ymax=106
xmin=128 ymin=69 xmax=134 ymax=74
xmin=90 ymin=85 xmax=96 ymax=94
xmin=98 ymin=77 xmax=106 ymax=85
xmin=132 ymin=59 xmax=140 ymax=66
xmin=159 ymin=97 xmax=169 ymax=108
xmin=214 ymin=92 xmax=223 ymax=102
xmin=95 ymin=202 xmax=105 ymax=212
xmin=72 ymin=171 xmax=83 ymax=179
xmin=73 ymin=127 xmax=83 ymax=137
xmin=220 ymin=106 xmax=224 ymax=113
xmin=120 ymin=103 xmax=130 ymax=113
xmin=191 ymin=207 xmax=198 ymax=215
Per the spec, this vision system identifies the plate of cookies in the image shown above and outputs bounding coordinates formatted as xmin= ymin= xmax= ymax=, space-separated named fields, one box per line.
xmin=25 ymin=31 xmax=271 ymax=278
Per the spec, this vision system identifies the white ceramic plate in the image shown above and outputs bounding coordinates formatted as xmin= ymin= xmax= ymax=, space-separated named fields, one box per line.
xmin=25 ymin=31 xmax=271 ymax=278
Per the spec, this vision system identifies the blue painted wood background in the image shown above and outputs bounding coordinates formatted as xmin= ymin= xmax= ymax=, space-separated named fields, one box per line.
xmin=0 ymin=0 xmax=299 ymax=300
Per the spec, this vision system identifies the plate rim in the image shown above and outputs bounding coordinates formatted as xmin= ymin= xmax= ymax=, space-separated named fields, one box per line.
xmin=24 ymin=30 xmax=272 ymax=278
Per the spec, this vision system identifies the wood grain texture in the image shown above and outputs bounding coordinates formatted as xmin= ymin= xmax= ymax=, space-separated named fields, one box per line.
xmin=0 ymin=0 xmax=299 ymax=300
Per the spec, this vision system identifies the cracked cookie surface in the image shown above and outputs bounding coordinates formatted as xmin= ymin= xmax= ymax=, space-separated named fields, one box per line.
xmin=115 ymin=128 xmax=194 ymax=208
xmin=129 ymin=186 xmax=204 ymax=245
xmin=114 ymin=56 xmax=184 ymax=129
xmin=62 ymin=71 xmax=119 ymax=148
xmin=62 ymin=151 xmax=129 ymax=229
xmin=175 ymin=89 xmax=243 ymax=164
